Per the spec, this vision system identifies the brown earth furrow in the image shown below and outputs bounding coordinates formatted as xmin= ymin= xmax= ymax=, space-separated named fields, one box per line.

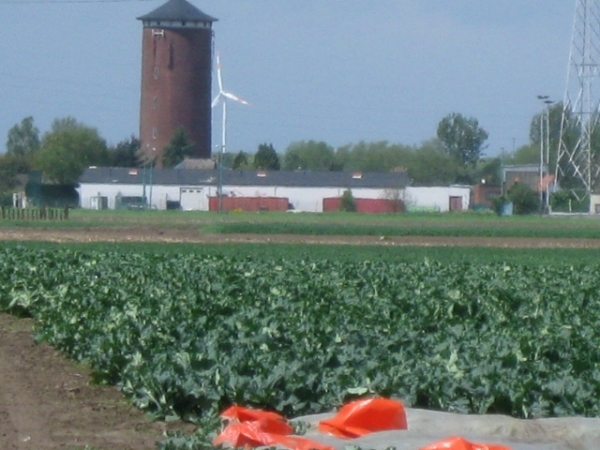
xmin=0 ymin=320 xmax=54 ymax=449
xmin=1 ymin=227 xmax=600 ymax=248
xmin=0 ymin=314 xmax=194 ymax=450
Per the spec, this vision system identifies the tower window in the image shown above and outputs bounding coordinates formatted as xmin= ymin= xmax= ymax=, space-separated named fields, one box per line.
xmin=152 ymin=97 xmax=158 ymax=109
xmin=154 ymin=67 xmax=159 ymax=79
xmin=152 ymin=127 xmax=158 ymax=139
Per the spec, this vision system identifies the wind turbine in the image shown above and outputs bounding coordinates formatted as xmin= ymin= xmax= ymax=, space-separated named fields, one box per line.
xmin=212 ymin=52 xmax=249 ymax=212
xmin=211 ymin=52 xmax=249 ymax=155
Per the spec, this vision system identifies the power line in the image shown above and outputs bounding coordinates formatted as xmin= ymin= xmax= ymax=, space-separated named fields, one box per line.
xmin=0 ymin=0 xmax=154 ymax=4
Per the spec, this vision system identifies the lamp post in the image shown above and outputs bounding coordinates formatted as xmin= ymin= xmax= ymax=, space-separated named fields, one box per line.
xmin=544 ymin=99 xmax=553 ymax=213
xmin=537 ymin=95 xmax=552 ymax=214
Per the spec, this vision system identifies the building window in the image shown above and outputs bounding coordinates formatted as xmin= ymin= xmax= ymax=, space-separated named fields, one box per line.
xmin=154 ymin=67 xmax=159 ymax=80
xmin=152 ymin=96 xmax=158 ymax=109
xmin=152 ymin=127 xmax=158 ymax=139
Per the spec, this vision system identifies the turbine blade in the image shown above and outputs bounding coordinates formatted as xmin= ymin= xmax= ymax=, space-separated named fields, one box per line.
xmin=223 ymin=91 xmax=249 ymax=105
xmin=215 ymin=52 xmax=223 ymax=92
xmin=211 ymin=95 xmax=221 ymax=108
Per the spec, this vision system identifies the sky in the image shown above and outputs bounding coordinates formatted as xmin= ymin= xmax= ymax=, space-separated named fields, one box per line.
xmin=0 ymin=0 xmax=576 ymax=157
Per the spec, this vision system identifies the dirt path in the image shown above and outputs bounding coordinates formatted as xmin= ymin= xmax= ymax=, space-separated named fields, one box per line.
xmin=0 ymin=314 xmax=194 ymax=450
xmin=2 ymin=227 xmax=600 ymax=247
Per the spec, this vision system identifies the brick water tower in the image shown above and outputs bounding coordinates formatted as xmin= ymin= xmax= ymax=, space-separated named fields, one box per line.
xmin=137 ymin=0 xmax=217 ymax=167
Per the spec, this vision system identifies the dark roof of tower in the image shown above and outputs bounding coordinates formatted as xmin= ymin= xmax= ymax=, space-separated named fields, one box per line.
xmin=137 ymin=0 xmax=217 ymax=23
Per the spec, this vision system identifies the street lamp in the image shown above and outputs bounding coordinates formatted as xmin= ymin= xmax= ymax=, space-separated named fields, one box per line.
xmin=537 ymin=95 xmax=553 ymax=214
xmin=543 ymin=99 xmax=553 ymax=212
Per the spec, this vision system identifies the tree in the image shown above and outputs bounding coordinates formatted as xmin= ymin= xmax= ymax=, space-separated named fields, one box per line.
xmin=333 ymin=141 xmax=412 ymax=173
xmin=529 ymin=102 xmax=563 ymax=150
xmin=384 ymin=186 xmax=407 ymax=213
xmin=507 ymin=182 xmax=539 ymax=215
xmin=232 ymin=151 xmax=251 ymax=169
xmin=254 ymin=143 xmax=280 ymax=170
xmin=436 ymin=113 xmax=488 ymax=168
xmin=527 ymin=102 xmax=566 ymax=176
xmin=162 ymin=127 xmax=194 ymax=168
xmin=108 ymin=136 xmax=141 ymax=167
xmin=506 ymin=144 xmax=539 ymax=165
xmin=282 ymin=140 xmax=336 ymax=171
xmin=339 ymin=189 xmax=356 ymax=212
xmin=475 ymin=157 xmax=502 ymax=186
xmin=5 ymin=116 xmax=40 ymax=175
xmin=6 ymin=116 xmax=40 ymax=158
xmin=407 ymin=139 xmax=461 ymax=185
xmin=34 ymin=117 xmax=108 ymax=184
xmin=0 ymin=154 xmax=22 ymax=205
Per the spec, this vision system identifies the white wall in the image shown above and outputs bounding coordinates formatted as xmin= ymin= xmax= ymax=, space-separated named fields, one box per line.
xmin=78 ymin=183 xmax=218 ymax=210
xmin=79 ymin=182 xmax=471 ymax=213
xmin=591 ymin=195 xmax=600 ymax=214
xmin=405 ymin=187 xmax=470 ymax=212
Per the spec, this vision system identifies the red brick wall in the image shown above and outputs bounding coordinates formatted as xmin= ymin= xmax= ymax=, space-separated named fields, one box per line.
xmin=139 ymin=27 xmax=213 ymax=166
xmin=472 ymin=184 xmax=501 ymax=208
xmin=209 ymin=197 xmax=289 ymax=212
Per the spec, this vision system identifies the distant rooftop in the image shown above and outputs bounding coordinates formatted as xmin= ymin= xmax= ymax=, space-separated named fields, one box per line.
xmin=79 ymin=167 xmax=409 ymax=190
xmin=137 ymin=0 xmax=217 ymax=23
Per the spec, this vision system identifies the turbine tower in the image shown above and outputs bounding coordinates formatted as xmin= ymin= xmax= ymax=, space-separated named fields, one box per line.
xmin=556 ymin=0 xmax=600 ymax=201
xmin=211 ymin=52 xmax=249 ymax=155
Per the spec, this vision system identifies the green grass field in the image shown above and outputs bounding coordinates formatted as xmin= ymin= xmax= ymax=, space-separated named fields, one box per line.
xmin=2 ymin=209 xmax=600 ymax=239
xmin=1 ymin=209 xmax=600 ymax=265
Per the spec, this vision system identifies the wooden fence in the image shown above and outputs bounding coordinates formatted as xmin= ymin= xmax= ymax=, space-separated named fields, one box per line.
xmin=1 ymin=207 xmax=69 ymax=221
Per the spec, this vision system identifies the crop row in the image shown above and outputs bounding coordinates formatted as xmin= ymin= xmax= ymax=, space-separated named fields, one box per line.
xmin=5 ymin=240 xmax=600 ymax=266
xmin=1 ymin=248 xmax=600 ymax=422
xmin=204 ymin=220 xmax=600 ymax=239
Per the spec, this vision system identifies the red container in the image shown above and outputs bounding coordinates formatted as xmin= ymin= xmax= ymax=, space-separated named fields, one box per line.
xmin=209 ymin=197 xmax=289 ymax=212
xmin=323 ymin=198 xmax=403 ymax=213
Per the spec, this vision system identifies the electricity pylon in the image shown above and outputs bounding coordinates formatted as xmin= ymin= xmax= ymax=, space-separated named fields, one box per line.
xmin=556 ymin=0 xmax=600 ymax=200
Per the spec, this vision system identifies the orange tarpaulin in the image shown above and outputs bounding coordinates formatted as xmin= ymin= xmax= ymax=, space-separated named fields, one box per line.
xmin=420 ymin=436 xmax=511 ymax=450
xmin=214 ymin=406 xmax=332 ymax=450
xmin=214 ymin=421 xmax=334 ymax=450
xmin=318 ymin=397 xmax=407 ymax=438
xmin=214 ymin=421 xmax=277 ymax=448
xmin=220 ymin=405 xmax=288 ymax=425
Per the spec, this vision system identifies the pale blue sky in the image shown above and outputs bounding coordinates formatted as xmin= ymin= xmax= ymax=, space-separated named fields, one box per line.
xmin=0 ymin=0 xmax=574 ymax=157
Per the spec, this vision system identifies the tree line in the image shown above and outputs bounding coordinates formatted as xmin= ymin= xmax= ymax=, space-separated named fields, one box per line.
xmin=2 ymin=108 xmax=576 ymax=205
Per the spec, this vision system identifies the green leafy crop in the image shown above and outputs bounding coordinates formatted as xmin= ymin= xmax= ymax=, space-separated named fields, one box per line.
xmin=1 ymin=248 xmax=600 ymax=422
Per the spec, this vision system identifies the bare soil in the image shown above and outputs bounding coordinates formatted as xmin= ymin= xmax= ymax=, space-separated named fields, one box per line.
xmin=0 ymin=314 xmax=195 ymax=450
xmin=2 ymin=226 xmax=600 ymax=248
xmin=1 ymin=226 xmax=599 ymax=450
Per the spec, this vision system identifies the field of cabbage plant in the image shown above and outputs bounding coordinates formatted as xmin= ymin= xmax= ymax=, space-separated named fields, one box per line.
xmin=1 ymin=247 xmax=600 ymax=423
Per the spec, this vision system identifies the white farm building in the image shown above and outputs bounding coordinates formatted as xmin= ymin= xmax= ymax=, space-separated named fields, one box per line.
xmin=77 ymin=167 xmax=470 ymax=213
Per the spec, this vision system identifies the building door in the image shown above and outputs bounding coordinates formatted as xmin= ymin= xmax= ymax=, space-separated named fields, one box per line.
xmin=180 ymin=188 xmax=205 ymax=211
xmin=449 ymin=196 xmax=463 ymax=212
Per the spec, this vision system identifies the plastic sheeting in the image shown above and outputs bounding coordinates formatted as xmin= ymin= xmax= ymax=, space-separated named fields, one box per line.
xmin=214 ymin=398 xmax=521 ymax=450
